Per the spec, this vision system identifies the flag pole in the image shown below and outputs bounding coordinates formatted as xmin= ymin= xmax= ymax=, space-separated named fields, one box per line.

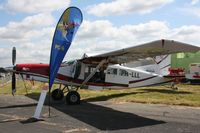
xmin=48 ymin=84 xmax=51 ymax=117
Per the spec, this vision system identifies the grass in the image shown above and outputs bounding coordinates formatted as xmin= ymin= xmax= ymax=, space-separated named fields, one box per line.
xmin=80 ymin=85 xmax=200 ymax=107
xmin=1 ymin=80 xmax=200 ymax=107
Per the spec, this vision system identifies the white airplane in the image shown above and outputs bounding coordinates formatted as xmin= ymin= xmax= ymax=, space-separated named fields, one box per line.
xmin=4 ymin=39 xmax=200 ymax=105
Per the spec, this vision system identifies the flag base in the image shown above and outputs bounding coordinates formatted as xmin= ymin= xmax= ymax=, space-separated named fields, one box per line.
xmin=20 ymin=117 xmax=44 ymax=124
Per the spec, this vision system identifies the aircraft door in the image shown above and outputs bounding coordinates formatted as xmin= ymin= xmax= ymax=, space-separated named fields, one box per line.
xmin=105 ymin=67 xmax=118 ymax=83
xmin=71 ymin=60 xmax=81 ymax=79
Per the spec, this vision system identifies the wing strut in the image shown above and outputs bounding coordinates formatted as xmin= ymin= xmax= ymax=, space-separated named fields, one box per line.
xmin=80 ymin=59 xmax=107 ymax=88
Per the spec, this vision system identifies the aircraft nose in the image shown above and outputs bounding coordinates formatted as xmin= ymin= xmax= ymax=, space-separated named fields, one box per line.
xmin=4 ymin=64 xmax=29 ymax=72
xmin=15 ymin=64 xmax=29 ymax=71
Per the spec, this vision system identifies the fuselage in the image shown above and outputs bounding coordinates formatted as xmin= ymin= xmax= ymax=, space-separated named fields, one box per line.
xmin=15 ymin=60 xmax=173 ymax=89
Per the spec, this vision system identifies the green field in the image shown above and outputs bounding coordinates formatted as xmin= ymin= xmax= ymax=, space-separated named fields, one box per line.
xmin=1 ymin=80 xmax=200 ymax=107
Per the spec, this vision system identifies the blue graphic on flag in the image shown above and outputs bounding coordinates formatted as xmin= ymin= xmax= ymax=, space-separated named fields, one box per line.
xmin=49 ymin=7 xmax=83 ymax=89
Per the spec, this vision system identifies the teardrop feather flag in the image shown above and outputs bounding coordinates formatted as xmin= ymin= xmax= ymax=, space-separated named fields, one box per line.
xmin=49 ymin=7 xmax=83 ymax=89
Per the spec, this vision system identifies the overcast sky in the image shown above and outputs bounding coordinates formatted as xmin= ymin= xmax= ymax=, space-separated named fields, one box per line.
xmin=0 ymin=0 xmax=200 ymax=66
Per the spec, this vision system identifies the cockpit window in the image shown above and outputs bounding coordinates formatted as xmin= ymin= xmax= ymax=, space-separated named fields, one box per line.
xmin=62 ymin=60 xmax=76 ymax=66
xmin=107 ymin=68 xmax=117 ymax=75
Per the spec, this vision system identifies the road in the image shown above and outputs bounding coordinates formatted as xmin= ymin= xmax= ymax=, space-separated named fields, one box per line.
xmin=0 ymin=94 xmax=200 ymax=133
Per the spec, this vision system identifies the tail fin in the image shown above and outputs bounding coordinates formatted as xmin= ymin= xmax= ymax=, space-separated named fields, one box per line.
xmin=125 ymin=54 xmax=171 ymax=75
xmin=153 ymin=54 xmax=171 ymax=75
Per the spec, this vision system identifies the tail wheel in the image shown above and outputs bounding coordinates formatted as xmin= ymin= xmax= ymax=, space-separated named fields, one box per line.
xmin=66 ymin=91 xmax=80 ymax=105
xmin=51 ymin=89 xmax=64 ymax=101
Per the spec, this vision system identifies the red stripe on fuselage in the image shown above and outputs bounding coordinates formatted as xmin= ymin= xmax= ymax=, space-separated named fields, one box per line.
xmin=129 ymin=76 xmax=157 ymax=84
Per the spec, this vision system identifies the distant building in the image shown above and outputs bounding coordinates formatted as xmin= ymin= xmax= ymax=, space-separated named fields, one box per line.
xmin=171 ymin=51 xmax=200 ymax=71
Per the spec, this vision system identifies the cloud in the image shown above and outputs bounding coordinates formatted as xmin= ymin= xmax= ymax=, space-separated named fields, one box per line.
xmin=184 ymin=7 xmax=200 ymax=17
xmin=0 ymin=4 xmax=3 ymax=10
xmin=76 ymin=20 xmax=170 ymax=44
xmin=68 ymin=20 xmax=200 ymax=62
xmin=1 ymin=0 xmax=70 ymax=13
xmin=170 ymin=25 xmax=200 ymax=44
xmin=1 ymin=19 xmax=200 ymax=67
xmin=0 ymin=13 xmax=55 ymax=41
xmin=0 ymin=48 xmax=12 ymax=66
xmin=0 ymin=36 xmax=53 ymax=66
xmin=87 ymin=0 xmax=173 ymax=17
xmin=191 ymin=0 xmax=199 ymax=5
xmin=0 ymin=13 xmax=55 ymax=66
xmin=0 ymin=0 xmax=72 ymax=66
xmin=77 ymin=20 xmax=119 ymax=40
xmin=181 ymin=0 xmax=200 ymax=18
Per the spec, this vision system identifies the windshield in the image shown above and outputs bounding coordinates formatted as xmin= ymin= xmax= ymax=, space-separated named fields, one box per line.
xmin=62 ymin=60 xmax=76 ymax=66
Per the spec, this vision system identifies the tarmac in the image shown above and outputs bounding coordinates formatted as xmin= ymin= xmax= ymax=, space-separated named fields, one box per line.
xmin=0 ymin=94 xmax=200 ymax=133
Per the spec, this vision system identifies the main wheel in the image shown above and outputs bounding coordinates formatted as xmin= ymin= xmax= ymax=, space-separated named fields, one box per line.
xmin=66 ymin=91 xmax=80 ymax=105
xmin=51 ymin=89 xmax=64 ymax=101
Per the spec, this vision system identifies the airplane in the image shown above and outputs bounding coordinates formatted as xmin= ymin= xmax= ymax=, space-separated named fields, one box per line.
xmin=3 ymin=39 xmax=200 ymax=105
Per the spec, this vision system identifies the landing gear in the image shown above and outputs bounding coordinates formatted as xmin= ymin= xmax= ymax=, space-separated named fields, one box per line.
xmin=51 ymin=89 xmax=64 ymax=101
xmin=170 ymin=82 xmax=178 ymax=90
xmin=66 ymin=91 xmax=80 ymax=105
xmin=51 ymin=85 xmax=81 ymax=105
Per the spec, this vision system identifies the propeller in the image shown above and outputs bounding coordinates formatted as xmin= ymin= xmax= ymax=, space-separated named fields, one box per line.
xmin=12 ymin=47 xmax=16 ymax=66
xmin=12 ymin=47 xmax=16 ymax=95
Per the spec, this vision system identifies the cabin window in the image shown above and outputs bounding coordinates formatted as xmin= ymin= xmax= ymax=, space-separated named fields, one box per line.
xmin=119 ymin=69 xmax=129 ymax=76
xmin=107 ymin=68 xmax=117 ymax=75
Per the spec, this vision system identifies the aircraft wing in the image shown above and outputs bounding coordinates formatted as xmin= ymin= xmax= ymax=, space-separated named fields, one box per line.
xmin=80 ymin=39 xmax=200 ymax=65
